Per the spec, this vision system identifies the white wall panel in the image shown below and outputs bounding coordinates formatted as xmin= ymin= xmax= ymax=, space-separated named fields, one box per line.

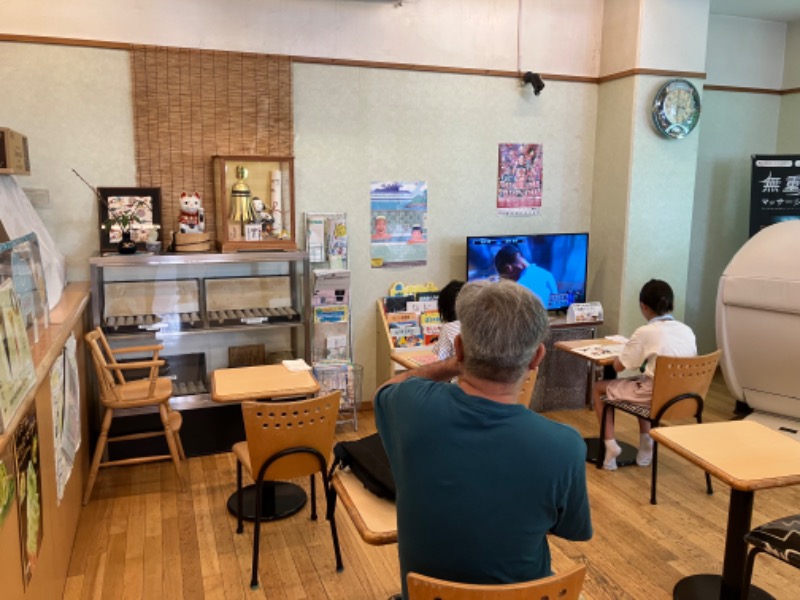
xmin=706 ymin=15 xmax=786 ymax=88
xmin=688 ymin=91 xmax=780 ymax=353
xmin=0 ymin=0 xmax=603 ymax=76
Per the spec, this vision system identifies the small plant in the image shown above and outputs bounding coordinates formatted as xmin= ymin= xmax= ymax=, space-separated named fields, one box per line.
xmin=103 ymin=198 xmax=149 ymax=234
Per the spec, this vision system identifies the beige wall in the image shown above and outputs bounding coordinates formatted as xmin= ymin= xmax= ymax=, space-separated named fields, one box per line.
xmin=687 ymin=91 xmax=780 ymax=353
xmin=0 ymin=43 xmax=135 ymax=282
xmin=294 ymin=63 xmax=598 ymax=394
xmin=0 ymin=0 xmax=603 ymax=76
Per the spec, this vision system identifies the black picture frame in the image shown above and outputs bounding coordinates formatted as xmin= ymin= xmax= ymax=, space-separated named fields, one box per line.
xmin=97 ymin=187 xmax=161 ymax=252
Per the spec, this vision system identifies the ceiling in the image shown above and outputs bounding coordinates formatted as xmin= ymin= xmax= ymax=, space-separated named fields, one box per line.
xmin=709 ymin=0 xmax=800 ymax=23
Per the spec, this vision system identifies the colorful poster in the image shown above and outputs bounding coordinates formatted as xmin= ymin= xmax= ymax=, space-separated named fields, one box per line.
xmin=0 ymin=279 xmax=36 ymax=433
xmin=14 ymin=404 xmax=43 ymax=588
xmin=370 ymin=181 xmax=428 ymax=268
xmin=497 ymin=143 xmax=543 ymax=216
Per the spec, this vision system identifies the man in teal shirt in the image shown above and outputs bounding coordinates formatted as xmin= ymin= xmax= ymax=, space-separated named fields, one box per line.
xmin=375 ymin=280 xmax=592 ymax=598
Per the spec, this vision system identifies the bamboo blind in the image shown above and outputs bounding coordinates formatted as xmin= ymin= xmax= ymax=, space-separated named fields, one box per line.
xmin=130 ymin=46 xmax=293 ymax=245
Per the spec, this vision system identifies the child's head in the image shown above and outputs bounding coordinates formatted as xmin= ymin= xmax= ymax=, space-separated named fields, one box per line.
xmin=639 ymin=279 xmax=674 ymax=316
xmin=438 ymin=280 xmax=465 ymax=323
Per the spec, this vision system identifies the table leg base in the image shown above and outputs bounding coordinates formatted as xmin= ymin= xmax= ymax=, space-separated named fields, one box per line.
xmin=673 ymin=574 xmax=774 ymax=600
xmin=227 ymin=482 xmax=307 ymax=522
xmin=584 ymin=437 xmax=638 ymax=466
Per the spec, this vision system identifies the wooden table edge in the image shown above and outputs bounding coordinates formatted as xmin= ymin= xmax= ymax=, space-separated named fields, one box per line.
xmin=331 ymin=472 xmax=397 ymax=546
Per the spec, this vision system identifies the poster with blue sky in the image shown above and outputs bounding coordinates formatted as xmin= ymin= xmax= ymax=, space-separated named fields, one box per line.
xmin=370 ymin=181 xmax=428 ymax=268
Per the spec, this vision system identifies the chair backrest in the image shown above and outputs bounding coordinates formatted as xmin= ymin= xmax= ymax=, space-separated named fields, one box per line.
xmin=517 ymin=368 xmax=538 ymax=408
xmin=85 ymin=328 xmax=125 ymax=406
xmin=242 ymin=392 xmax=341 ymax=482
xmin=651 ymin=350 xmax=721 ymax=420
xmin=406 ymin=564 xmax=586 ymax=600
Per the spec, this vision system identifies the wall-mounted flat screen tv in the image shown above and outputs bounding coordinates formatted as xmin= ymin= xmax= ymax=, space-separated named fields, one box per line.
xmin=466 ymin=232 xmax=589 ymax=311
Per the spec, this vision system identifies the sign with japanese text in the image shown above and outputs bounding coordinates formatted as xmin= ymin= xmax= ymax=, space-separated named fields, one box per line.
xmin=750 ymin=155 xmax=800 ymax=237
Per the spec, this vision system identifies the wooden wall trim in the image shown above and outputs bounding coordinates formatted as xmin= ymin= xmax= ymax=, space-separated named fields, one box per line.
xmin=704 ymin=84 xmax=781 ymax=95
xmin=0 ymin=33 xmax=131 ymax=50
xmin=288 ymin=55 xmax=598 ymax=83
xmin=5 ymin=33 xmax=798 ymax=95
xmin=598 ymin=68 xmax=706 ymax=84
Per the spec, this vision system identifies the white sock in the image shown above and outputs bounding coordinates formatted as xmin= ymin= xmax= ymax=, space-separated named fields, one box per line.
xmin=637 ymin=433 xmax=654 ymax=466
xmin=603 ymin=439 xmax=621 ymax=471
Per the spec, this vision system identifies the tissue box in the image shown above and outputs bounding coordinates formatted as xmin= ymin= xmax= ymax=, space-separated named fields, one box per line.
xmin=0 ymin=128 xmax=31 ymax=175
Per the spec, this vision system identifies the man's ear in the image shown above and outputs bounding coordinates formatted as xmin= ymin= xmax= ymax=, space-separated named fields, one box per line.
xmin=528 ymin=343 xmax=546 ymax=370
xmin=454 ymin=334 xmax=464 ymax=362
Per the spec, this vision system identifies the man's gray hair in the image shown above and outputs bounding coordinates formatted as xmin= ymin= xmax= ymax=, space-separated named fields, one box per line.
xmin=456 ymin=279 xmax=549 ymax=383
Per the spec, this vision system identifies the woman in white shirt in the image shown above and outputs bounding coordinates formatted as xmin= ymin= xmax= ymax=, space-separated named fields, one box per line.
xmin=592 ymin=279 xmax=697 ymax=470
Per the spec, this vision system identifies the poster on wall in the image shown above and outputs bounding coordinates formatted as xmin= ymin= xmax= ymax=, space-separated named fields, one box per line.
xmin=50 ymin=334 xmax=80 ymax=505
xmin=750 ymin=154 xmax=800 ymax=237
xmin=370 ymin=181 xmax=428 ymax=268
xmin=497 ymin=143 xmax=543 ymax=216
xmin=14 ymin=403 xmax=43 ymax=589
xmin=0 ymin=279 xmax=36 ymax=434
xmin=0 ymin=441 xmax=16 ymax=529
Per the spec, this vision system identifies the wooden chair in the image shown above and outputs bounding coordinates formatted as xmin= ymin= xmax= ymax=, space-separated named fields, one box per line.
xmin=233 ymin=393 xmax=343 ymax=589
xmin=407 ymin=564 xmax=586 ymax=600
xmin=517 ymin=368 xmax=538 ymax=408
xmin=83 ymin=327 xmax=185 ymax=505
xmin=598 ymin=350 xmax=721 ymax=504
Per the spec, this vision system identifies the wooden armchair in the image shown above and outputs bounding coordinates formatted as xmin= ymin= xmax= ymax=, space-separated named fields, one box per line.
xmin=407 ymin=564 xmax=586 ymax=600
xmin=83 ymin=327 xmax=185 ymax=505
xmin=233 ymin=392 xmax=343 ymax=589
xmin=599 ymin=350 xmax=721 ymax=504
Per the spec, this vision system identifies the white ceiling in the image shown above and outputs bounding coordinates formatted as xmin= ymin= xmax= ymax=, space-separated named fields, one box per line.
xmin=710 ymin=0 xmax=800 ymax=23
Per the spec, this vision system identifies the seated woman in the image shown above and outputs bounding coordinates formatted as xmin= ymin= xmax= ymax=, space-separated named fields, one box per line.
xmin=592 ymin=279 xmax=697 ymax=470
xmin=432 ymin=280 xmax=465 ymax=360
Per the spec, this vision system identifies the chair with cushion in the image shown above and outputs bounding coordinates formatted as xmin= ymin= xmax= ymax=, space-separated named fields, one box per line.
xmin=406 ymin=564 xmax=586 ymax=600
xmin=83 ymin=327 xmax=185 ymax=505
xmin=233 ymin=392 xmax=343 ymax=589
xmin=743 ymin=514 xmax=800 ymax=596
xmin=598 ymin=350 xmax=721 ymax=504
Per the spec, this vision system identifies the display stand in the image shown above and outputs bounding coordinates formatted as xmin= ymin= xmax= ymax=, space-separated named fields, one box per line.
xmin=305 ymin=212 xmax=361 ymax=428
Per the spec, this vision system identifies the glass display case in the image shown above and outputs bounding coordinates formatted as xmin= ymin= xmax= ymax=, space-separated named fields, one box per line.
xmin=89 ymin=250 xmax=310 ymax=413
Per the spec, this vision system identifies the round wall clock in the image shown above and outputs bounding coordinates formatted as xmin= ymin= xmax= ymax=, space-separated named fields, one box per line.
xmin=651 ymin=79 xmax=701 ymax=139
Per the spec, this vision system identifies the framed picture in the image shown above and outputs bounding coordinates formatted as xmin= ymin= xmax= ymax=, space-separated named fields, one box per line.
xmin=97 ymin=187 xmax=161 ymax=252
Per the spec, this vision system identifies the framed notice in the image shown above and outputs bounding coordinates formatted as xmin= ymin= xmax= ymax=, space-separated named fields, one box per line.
xmin=750 ymin=155 xmax=800 ymax=236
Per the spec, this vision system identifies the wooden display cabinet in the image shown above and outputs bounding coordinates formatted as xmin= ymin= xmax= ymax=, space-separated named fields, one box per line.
xmin=213 ymin=155 xmax=296 ymax=252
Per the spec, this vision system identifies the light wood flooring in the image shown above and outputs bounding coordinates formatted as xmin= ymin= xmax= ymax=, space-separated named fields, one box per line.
xmin=66 ymin=375 xmax=799 ymax=599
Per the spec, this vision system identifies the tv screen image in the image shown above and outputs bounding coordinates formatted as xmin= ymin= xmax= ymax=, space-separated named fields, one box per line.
xmin=466 ymin=233 xmax=589 ymax=310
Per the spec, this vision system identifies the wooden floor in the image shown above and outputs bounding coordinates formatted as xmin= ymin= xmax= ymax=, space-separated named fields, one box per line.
xmin=66 ymin=375 xmax=799 ymax=600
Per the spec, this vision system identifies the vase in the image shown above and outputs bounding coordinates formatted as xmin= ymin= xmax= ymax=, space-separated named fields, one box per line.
xmin=117 ymin=231 xmax=137 ymax=255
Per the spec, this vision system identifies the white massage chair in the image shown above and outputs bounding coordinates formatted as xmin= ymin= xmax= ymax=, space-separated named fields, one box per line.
xmin=716 ymin=220 xmax=800 ymax=440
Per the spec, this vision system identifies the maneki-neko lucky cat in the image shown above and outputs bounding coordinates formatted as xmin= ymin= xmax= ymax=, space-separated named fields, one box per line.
xmin=178 ymin=191 xmax=205 ymax=234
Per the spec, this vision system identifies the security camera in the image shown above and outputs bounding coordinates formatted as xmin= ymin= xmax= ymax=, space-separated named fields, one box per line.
xmin=522 ymin=72 xmax=545 ymax=96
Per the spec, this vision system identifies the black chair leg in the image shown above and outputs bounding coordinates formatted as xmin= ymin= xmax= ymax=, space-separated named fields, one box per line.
xmin=650 ymin=441 xmax=659 ymax=505
xmin=323 ymin=472 xmax=344 ymax=571
xmin=310 ymin=474 xmax=318 ymax=521
xmin=742 ymin=547 xmax=762 ymax=600
xmin=251 ymin=480 xmax=263 ymax=590
xmin=236 ymin=460 xmax=244 ymax=534
xmin=705 ymin=472 xmax=713 ymax=495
